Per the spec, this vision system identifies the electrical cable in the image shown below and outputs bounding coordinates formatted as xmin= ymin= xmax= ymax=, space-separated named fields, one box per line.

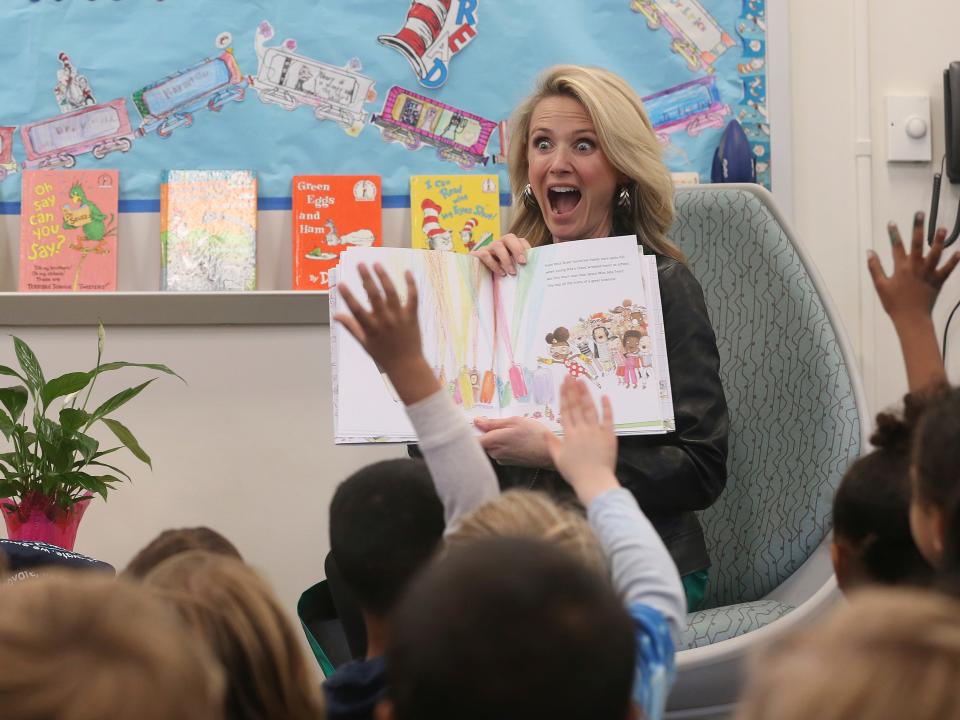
xmin=943 ymin=295 xmax=960 ymax=368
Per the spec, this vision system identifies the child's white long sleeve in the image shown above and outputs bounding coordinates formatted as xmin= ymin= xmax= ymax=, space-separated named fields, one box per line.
xmin=404 ymin=389 xmax=499 ymax=532
xmin=587 ymin=487 xmax=687 ymax=644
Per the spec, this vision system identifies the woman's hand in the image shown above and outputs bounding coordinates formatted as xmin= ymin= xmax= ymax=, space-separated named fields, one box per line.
xmin=868 ymin=212 xmax=959 ymax=324
xmin=545 ymin=377 xmax=620 ymax=506
xmin=334 ymin=262 xmax=439 ymax=404
xmin=474 ymin=415 xmax=553 ymax=467
xmin=471 ymin=233 xmax=532 ymax=276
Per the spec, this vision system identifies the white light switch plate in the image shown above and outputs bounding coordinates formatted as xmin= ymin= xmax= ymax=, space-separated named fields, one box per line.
xmin=887 ymin=95 xmax=932 ymax=162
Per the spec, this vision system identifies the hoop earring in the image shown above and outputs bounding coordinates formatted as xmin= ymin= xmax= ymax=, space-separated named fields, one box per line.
xmin=521 ymin=183 xmax=539 ymax=209
xmin=617 ymin=186 xmax=631 ymax=209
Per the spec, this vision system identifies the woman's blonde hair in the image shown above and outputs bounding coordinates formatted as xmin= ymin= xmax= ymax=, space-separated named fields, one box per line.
xmin=144 ymin=551 xmax=323 ymax=720
xmin=447 ymin=489 xmax=606 ymax=575
xmin=507 ymin=64 xmax=683 ymax=262
xmin=0 ymin=572 xmax=224 ymax=720
xmin=735 ymin=588 xmax=960 ymax=720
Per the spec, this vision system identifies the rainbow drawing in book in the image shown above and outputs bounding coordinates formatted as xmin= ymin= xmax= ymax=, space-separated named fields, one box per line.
xmin=18 ymin=169 xmax=119 ymax=292
xmin=410 ymin=174 xmax=499 ymax=252
xmin=293 ymin=175 xmax=382 ymax=291
xmin=160 ymin=170 xmax=258 ymax=291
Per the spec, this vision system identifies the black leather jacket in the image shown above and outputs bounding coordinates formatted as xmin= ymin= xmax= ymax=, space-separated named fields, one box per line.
xmin=493 ymin=255 xmax=729 ymax=576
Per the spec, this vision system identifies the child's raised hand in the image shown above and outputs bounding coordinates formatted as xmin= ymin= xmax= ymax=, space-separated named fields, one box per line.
xmin=868 ymin=212 xmax=960 ymax=324
xmin=335 ymin=263 xmax=438 ymax=404
xmin=545 ymin=376 xmax=620 ymax=506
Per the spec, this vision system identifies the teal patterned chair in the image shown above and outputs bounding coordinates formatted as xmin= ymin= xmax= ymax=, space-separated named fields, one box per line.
xmin=665 ymin=185 xmax=869 ymax=716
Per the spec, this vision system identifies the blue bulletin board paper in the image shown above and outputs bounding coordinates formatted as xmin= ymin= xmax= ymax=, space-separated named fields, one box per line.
xmin=0 ymin=0 xmax=769 ymax=213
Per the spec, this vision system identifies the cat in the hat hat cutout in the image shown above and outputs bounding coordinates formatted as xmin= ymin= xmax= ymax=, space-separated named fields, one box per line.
xmin=421 ymin=198 xmax=454 ymax=251
xmin=378 ymin=0 xmax=479 ymax=89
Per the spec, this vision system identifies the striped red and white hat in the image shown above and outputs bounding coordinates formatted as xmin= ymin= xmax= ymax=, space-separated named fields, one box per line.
xmin=461 ymin=217 xmax=478 ymax=235
xmin=421 ymin=198 xmax=446 ymax=240
xmin=378 ymin=0 xmax=452 ymax=69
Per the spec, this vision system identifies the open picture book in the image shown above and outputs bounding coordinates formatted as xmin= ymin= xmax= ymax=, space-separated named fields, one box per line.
xmin=330 ymin=234 xmax=674 ymax=443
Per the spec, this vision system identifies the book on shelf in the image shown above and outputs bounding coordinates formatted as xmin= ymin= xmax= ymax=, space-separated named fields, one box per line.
xmin=409 ymin=174 xmax=500 ymax=252
xmin=18 ymin=169 xmax=119 ymax=292
xmin=160 ymin=170 xmax=258 ymax=291
xmin=330 ymin=234 xmax=674 ymax=444
xmin=292 ymin=175 xmax=382 ymax=292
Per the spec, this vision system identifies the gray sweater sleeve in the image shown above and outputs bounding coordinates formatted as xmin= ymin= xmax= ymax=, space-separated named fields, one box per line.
xmin=587 ymin=487 xmax=687 ymax=644
xmin=404 ymin=389 xmax=499 ymax=532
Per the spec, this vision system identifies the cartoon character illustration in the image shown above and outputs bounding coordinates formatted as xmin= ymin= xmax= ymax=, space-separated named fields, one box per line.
xmin=294 ymin=65 xmax=314 ymax=93
xmin=378 ymin=0 xmax=478 ymax=89
xmin=592 ymin=325 xmax=615 ymax=375
xmin=421 ymin=198 xmax=454 ymax=251
xmin=638 ymin=335 xmax=655 ymax=388
xmin=544 ymin=327 xmax=599 ymax=387
xmin=62 ymin=181 xmax=116 ymax=248
xmin=460 ymin=217 xmax=478 ymax=250
xmin=54 ymin=53 xmax=96 ymax=113
xmin=609 ymin=334 xmax=627 ymax=385
xmin=622 ymin=330 xmax=643 ymax=389
xmin=326 ymin=219 xmax=376 ymax=247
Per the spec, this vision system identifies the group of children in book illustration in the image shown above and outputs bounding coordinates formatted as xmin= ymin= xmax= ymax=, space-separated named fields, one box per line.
xmin=540 ymin=299 xmax=655 ymax=392
xmin=425 ymin=298 xmax=656 ymax=424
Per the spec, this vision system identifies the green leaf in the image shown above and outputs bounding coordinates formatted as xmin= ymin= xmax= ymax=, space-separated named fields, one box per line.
xmin=12 ymin=336 xmax=45 ymax=395
xmin=0 ymin=365 xmax=27 ymax=383
xmin=59 ymin=408 xmax=90 ymax=436
xmin=90 ymin=361 xmax=186 ymax=384
xmin=87 ymin=380 xmax=154 ymax=426
xmin=41 ymin=372 xmax=92 ymax=409
xmin=97 ymin=322 xmax=105 ymax=360
xmin=63 ymin=471 xmax=109 ymax=500
xmin=82 ymin=460 xmax=131 ymax=482
xmin=0 ymin=386 xmax=28 ymax=421
xmin=0 ymin=410 xmax=13 ymax=440
xmin=101 ymin=418 xmax=151 ymax=469
xmin=74 ymin=433 xmax=100 ymax=464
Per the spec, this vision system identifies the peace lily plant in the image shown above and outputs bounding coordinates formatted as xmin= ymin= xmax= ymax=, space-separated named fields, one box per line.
xmin=0 ymin=324 xmax=181 ymax=546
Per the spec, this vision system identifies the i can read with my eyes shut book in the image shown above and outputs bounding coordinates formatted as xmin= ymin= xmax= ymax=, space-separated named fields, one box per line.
xmin=330 ymin=234 xmax=674 ymax=444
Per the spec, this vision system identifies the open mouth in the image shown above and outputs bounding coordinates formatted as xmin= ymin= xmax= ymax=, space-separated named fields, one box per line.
xmin=548 ymin=186 xmax=581 ymax=215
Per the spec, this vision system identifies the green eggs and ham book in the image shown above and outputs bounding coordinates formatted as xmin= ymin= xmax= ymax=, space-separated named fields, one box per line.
xmin=19 ymin=169 xmax=119 ymax=292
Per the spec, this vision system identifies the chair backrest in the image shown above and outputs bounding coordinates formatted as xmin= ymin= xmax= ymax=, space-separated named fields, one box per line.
xmin=671 ymin=185 xmax=865 ymax=609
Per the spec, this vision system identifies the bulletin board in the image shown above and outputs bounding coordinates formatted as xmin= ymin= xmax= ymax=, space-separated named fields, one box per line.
xmin=0 ymin=0 xmax=771 ymax=212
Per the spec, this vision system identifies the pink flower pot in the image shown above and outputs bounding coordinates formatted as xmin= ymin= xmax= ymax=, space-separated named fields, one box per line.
xmin=2 ymin=494 xmax=92 ymax=551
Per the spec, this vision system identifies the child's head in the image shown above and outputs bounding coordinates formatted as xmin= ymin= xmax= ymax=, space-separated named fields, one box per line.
xmin=909 ymin=386 xmax=960 ymax=569
xmin=735 ymin=587 xmax=960 ymax=720
xmin=832 ymin=403 xmax=934 ymax=592
xmin=0 ymin=572 xmax=224 ymax=720
xmin=381 ymin=536 xmax=636 ymax=720
xmin=447 ymin=488 xmax=606 ymax=575
xmin=329 ymin=458 xmax=445 ymax=617
xmin=124 ymin=526 xmax=243 ymax=579
xmin=143 ymin=551 xmax=323 ymax=720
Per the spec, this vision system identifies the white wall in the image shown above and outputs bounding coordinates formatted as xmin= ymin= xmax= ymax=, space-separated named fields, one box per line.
xmin=789 ymin=0 xmax=960 ymax=413
xmin=3 ymin=0 xmax=960 ymax=652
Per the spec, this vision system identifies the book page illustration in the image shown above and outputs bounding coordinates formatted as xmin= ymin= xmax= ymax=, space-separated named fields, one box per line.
xmin=495 ymin=236 xmax=668 ymax=434
xmin=333 ymin=247 xmax=495 ymax=442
